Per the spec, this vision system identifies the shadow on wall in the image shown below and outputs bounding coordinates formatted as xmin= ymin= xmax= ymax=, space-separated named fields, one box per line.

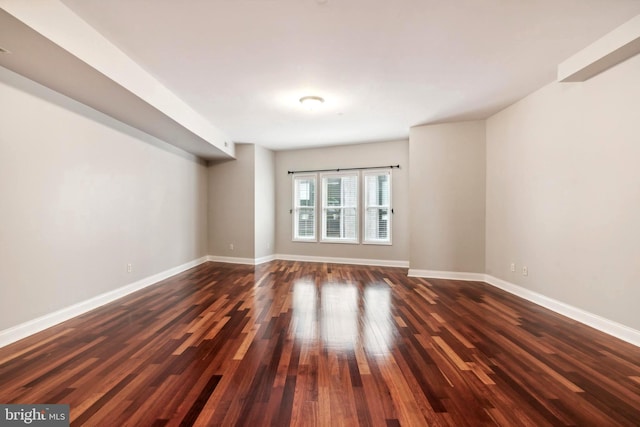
xmin=0 ymin=67 xmax=204 ymax=165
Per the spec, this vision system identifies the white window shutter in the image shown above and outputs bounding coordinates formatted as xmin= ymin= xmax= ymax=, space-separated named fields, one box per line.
xmin=363 ymin=171 xmax=391 ymax=244
xmin=293 ymin=175 xmax=316 ymax=241
xmin=321 ymin=173 xmax=358 ymax=243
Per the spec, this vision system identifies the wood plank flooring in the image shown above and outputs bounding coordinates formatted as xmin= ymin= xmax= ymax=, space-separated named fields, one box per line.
xmin=1 ymin=260 xmax=639 ymax=426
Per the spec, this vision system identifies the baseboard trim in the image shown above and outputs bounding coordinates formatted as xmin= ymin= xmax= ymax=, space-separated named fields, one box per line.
xmin=207 ymin=255 xmax=256 ymax=265
xmin=0 ymin=256 xmax=209 ymax=349
xmin=206 ymin=255 xmax=276 ymax=265
xmin=207 ymin=254 xmax=408 ymax=268
xmin=408 ymin=269 xmax=485 ymax=281
xmin=484 ymin=275 xmax=640 ymax=347
xmin=275 ymin=254 xmax=409 ymax=268
xmin=255 ymin=254 xmax=277 ymax=265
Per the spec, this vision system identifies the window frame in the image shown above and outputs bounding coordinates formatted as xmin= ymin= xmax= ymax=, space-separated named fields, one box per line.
xmin=292 ymin=174 xmax=317 ymax=242
xmin=320 ymin=172 xmax=359 ymax=244
xmin=291 ymin=169 xmax=394 ymax=245
xmin=362 ymin=170 xmax=392 ymax=245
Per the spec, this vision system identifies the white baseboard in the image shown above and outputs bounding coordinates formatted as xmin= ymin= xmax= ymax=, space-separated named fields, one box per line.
xmin=207 ymin=253 xmax=408 ymax=268
xmin=0 ymin=256 xmax=209 ymax=349
xmin=408 ymin=269 xmax=485 ymax=281
xmin=255 ymin=254 xmax=277 ymax=265
xmin=275 ymin=253 xmax=409 ymax=268
xmin=484 ymin=275 xmax=640 ymax=347
xmin=206 ymin=255 xmax=276 ymax=265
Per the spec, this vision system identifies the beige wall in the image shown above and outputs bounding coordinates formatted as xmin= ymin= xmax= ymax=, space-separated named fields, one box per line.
xmin=208 ymin=144 xmax=256 ymax=259
xmin=208 ymin=143 xmax=275 ymax=260
xmin=409 ymin=121 xmax=486 ymax=273
xmin=486 ymin=54 xmax=640 ymax=330
xmin=254 ymin=145 xmax=275 ymax=259
xmin=0 ymin=67 xmax=208 ymax=331
xmin=275 ymin=140 xmax=410 ymax=262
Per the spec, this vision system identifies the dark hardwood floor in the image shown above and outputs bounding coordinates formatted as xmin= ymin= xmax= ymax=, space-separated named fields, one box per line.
xmin=1 ymin=261 xmax=639 ymax=426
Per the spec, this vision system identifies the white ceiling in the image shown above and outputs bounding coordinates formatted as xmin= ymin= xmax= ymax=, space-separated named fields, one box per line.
xmin=47 ymin=0 xmax=640 ymax=150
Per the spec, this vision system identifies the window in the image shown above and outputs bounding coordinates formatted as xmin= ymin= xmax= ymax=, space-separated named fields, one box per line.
xmin=293 ymin=175 xmax=316 ymax=241
xmin=291 ymin=169 xmax=393 ymax=245
xmin=322 ymin=173 xmax=358 ymax=243
xmin=363 ymin=171 xmax=391 ymax=244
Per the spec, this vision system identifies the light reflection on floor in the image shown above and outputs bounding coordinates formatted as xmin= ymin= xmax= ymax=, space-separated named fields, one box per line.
xmin=291 ymin=279 xmax=318 ymax=343
xmin=321 ymin=283 xmax=359 ymax=350
xmin=363 ymin=285 xmax=393 ymax=356
xmin=292 ymin=279 xmax=396 ymax=356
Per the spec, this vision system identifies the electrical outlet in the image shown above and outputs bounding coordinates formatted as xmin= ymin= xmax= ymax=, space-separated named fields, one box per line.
xmin=229 ymin=243 xmax=234 ymax=251
xmin=522 ymin=266 xmax=528 ymax=276
xmin=127 ymin=263 xmax=132 ymax=273
xmin=510 ymin=262 xmax=515 ymax=272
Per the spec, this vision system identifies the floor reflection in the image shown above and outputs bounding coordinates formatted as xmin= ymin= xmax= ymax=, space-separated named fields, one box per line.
xmin=291 ymin=278 xmax=396 ymax=355
xmin=292 ymin=280 xmax=318 ymax=342
xmin=321 ymin=283 xmax=359 ymax=350
xmin=364 ymin=285 xmax=393 ymax=356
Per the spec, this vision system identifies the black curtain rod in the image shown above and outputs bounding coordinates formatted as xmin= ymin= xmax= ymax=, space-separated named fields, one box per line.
xmin=287 ymin=164 xmax=400 ymax=175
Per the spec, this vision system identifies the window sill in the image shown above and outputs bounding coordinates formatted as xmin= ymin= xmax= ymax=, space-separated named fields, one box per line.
xmin=362 ymin=240 xmax=392 ymax=246
xmin=320 ymin=239 xmax=359 ymax=245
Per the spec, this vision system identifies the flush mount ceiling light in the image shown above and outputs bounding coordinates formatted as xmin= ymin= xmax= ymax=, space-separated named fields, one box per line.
xmin=299 ymin=95 xmax=324 ymax=110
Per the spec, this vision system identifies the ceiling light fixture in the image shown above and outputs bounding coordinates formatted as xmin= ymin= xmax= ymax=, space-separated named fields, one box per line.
xmin=299 ymin=95 xmax=324 ymax=110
